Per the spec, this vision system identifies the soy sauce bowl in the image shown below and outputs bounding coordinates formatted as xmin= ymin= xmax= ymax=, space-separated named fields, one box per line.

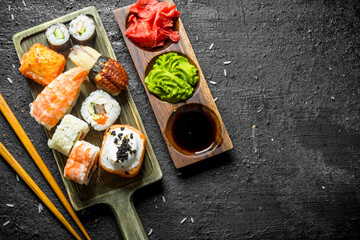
xmin=164 ymin=103 xmax=222 ymax=156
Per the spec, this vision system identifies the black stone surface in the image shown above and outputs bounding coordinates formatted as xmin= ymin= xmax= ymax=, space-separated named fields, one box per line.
xmin=1 ymin=0 xmax=360 ymax=239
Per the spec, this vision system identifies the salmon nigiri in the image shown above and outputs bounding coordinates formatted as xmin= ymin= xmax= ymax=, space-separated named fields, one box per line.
xmin=64 ymin=140 xmax=100 ymax=185
xmin=30 ymin=67 xmax=87 ymax=130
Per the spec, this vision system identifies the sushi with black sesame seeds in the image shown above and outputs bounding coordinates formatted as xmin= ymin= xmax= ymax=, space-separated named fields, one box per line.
xmin=99 ymin=124 xmax=146 ymax=178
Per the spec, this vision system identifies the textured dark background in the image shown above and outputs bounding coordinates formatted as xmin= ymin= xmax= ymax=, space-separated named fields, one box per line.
xmin=1 ymin=0 xmax=360 ymax=239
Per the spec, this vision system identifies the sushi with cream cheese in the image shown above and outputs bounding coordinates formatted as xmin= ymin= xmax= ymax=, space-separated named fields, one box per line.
xmin=99 ymin=125 xmax=146 ymax=178
xmin=81 ymin=90 xmax=121 ymax=131
xmin=45 ymin=23 xmax=71 ymax=51
xmin=69 ymin=45 xmax=129 ymax=95
xmin=69 ymin=15 xmax=96 ymax=45
xmin=64 ymin=140 xmax=100 ymax=185
xmin=48 ymin=114 xmax=90 ymax=156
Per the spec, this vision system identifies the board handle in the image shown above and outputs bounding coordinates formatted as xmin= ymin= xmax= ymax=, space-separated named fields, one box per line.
xmin=106 ymin=191 xmax=148 ymax=240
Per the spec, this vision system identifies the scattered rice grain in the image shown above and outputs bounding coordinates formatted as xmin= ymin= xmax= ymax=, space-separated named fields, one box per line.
xmin=11 ymin=14 xmax=14 ymax=21
xmin=6 ymin=204 xmax=14 ymax=208
xmin=38 ymin=203 xmax=43 ymax=213
xmin=224 ymin=69 xmax=227 ymax=77
xmin=148 ymin=228 xmax=153 ymax=236
xmin=8 ymin=5 xmax=11 ymax=11
xmin=191 ymin=218 xmax=194 ymax=223
xmin=209 ymin=81 xmax=217 ymax=85
xmin=214 ymin=97 xmax=218 ymax=102
xmin=7 ymin=77 xmax=13 ymax=84
xmin=180 ymin=217 xmax=187 ymax=224
xmin=16 ymin=174 xmax=19 ymax=182
xmin=22 ymin=0 xmax=27 ymax=7
xmin=223 ymin=61 xmax=231 ymax=65
xmin=3 ymin=221 xmax=10 ymax=227
xmin=162 ymin=195 xmax=166 ymax=203
xmin=209 ymin=43 xmax=214 ymax=50
xmin=12 ymin=64 xmax=15 ymax=69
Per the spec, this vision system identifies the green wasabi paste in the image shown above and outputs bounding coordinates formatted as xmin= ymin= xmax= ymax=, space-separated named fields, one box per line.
xmin=145 ymin=53 xmax=199 ymax=103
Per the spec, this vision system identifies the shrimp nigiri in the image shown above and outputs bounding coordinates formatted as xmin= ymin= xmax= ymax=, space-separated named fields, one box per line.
xmin=30 ymin=67 xmax=87 ymax=130
xmin=64 ymin=141 xmax=100 ymax=185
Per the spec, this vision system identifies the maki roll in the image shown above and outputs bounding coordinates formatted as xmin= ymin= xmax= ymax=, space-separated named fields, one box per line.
xmin=69 ymin=15 xmax=96 ymax=45
xmin=45 ymin=23 xmax=71 ymax=51
xmin=69 ymin=45 xmax=129 ymax=95
xmin=48 ymin=114 xmax=90 ymax=156
xmin=64 ymin=140 xmax=100 ymax=185
xmin=99 ymin=125 xmax=146 ymax=178
xmin=81 ymin=90 xmax=121 ymax=131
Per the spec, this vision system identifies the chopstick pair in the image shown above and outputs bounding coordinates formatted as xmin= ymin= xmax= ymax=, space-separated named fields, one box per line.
xmin=0 ymin=143 xmax=81 ymax=240
xmin=0 ymin=93 xmax=90 ymax=240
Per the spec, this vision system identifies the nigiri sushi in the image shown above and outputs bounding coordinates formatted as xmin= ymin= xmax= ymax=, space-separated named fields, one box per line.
xmin=64 ymin=140 xmax=100 ymax=185
xmin=48 ymin=114 xmax=90 ymax=156
xmin=19 ymin=43 xmax=66 ymax=86
xmin=99 ymin=125 xmax=146 ymax=178
xmin=69 ymin=45 xmax=128 ymax=95
xmin=30 ymin=67 xmax=87 ymax=130
xmin=80 ymin=90 xmax=121 ymax=131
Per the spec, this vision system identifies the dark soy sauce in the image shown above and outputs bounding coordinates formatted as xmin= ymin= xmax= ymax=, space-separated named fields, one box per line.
xmin=171 ymin=107 xmax=216 ymax=152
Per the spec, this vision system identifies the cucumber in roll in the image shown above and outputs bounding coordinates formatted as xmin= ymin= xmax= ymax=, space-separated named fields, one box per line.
xmin=45 ymin=23 xmax=71 ymax=51
xmin=69 ymin=45 xmax=129 ymax=95
xmin=69 ymin=15 xmax=96 ymax=45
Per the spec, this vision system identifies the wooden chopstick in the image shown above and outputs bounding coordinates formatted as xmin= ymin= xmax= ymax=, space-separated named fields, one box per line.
xmin=0 ymin=142 xmax=82 ymax=240
xmin=0 ymin=93 xmax=90 ymax=240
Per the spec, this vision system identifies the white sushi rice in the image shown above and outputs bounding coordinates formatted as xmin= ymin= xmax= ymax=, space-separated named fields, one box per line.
xmin=48 ymin=114 xmax=90 ymax=156
xmin=100 ymin=126 xmax=144 ymax=173
xmin=180 ymin=218 xmax=187 ymax=224
xmin=81 ymin=90 xmax=121 ymax=131
xmin=69 ymin=15 xmax=96 ymax=42
xmin=64 ymin=140 xmax=100 ymax=185
xmin=3 ymin=221 xmax=10 ymax=227
xmin=45 ymin=23 xmax=70 ymax=47
xmin=209 ymin=81 xmax=217 ymax=85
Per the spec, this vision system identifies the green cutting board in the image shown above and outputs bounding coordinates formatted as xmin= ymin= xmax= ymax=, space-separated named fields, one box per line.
xmin=13 ymin=6 xmax=162 ymax=240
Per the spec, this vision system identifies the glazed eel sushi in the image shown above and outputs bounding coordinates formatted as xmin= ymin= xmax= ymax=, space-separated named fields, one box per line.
xmin=69 ymin=45 xmax=129 ymax=95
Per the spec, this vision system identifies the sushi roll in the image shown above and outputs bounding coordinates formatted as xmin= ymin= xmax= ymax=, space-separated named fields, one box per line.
xmin=45 ymin=23 xmax=71 ymax=51
xmin=69 ymin=45 xmax=129 ymax=95
xmin=64 ymin=140 xmax=100 ymax=185
xmin=81 ymin=90 xmax=121 ymax=131
xmin=99 ymin=125 xmax=146 ymax=178
xmin=69 ymin=15 xmax=96 ymax=45
xmin=48 ymin=114 xmax=90 ymax=156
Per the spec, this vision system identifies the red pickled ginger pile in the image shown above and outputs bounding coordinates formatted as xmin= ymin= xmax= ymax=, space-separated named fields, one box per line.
xmin=125 ymin=0 xmax=181 ymax=49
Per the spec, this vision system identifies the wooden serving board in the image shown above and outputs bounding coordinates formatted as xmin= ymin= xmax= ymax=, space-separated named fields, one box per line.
xmin=13 ymin=6 xmax=162 ymax=240
xmin=114 ymin=0 xmax=233 ymax=168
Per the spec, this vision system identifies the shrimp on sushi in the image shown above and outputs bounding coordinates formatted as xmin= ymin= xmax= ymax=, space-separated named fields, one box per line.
xmin=64 ymin=141 xmax=100 ymax=185
xmin=30 ymin=67 xmax=87 ymax=130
